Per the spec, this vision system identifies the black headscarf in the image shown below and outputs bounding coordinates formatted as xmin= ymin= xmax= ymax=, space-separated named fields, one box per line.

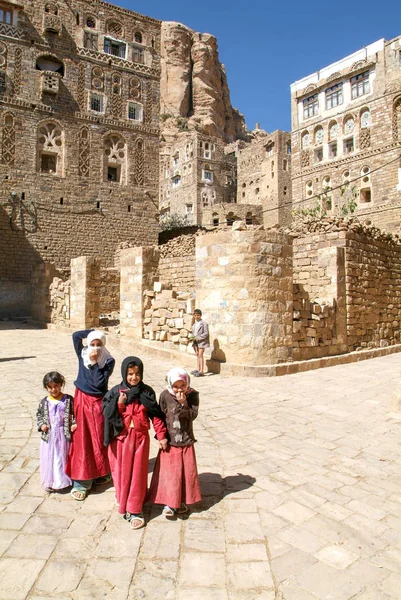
xmin=102 ymin=356 xmax=165 ymax=446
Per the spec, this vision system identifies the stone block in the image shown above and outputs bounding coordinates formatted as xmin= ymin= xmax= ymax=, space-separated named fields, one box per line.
xmin=154 ymin=282 xmax=162 ymax=292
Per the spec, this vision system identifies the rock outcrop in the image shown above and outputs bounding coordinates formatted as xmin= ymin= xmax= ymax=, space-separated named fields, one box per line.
xmin=160 ymin=22 xmax=247 ymax=142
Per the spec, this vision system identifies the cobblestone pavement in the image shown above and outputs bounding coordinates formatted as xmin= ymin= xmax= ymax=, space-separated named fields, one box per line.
xmin=1 ymin=323 xmax=401 ymax=600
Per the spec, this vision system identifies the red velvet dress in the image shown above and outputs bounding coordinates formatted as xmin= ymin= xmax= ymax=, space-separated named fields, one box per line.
xmin=65 ymin=389 xmax=110 ymax=480
xmin=108 ymin=400 xmax=166 ymax=515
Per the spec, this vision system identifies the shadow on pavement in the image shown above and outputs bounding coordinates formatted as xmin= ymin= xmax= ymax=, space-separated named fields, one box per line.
xmin=0 ymin=356 xmax=36 ymax=362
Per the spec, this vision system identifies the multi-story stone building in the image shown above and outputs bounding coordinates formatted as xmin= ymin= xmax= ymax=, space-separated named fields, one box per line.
xmin=235 ymin=129 xmax=292 ymax=228
xmin=159 ymin=131 xmax=239 ymax=227
xmin=0 ymin=0 xmax=161 ymax=278
xmin=291 ymin=36 xmax=401 ymax=231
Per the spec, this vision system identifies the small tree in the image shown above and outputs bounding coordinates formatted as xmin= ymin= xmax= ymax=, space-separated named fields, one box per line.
xmin=159 ymin=212 xmax=191 ymax=231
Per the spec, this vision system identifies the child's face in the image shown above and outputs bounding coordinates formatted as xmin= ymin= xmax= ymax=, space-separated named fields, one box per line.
xmin=126 ymin=365 xmax=141 ymax=387
xmin=172 ymin=379 xmax=188 ymax=395
xmin=90 ymin=339 xmax=103 ymax=348
xmin=193 ymin=312 xmax=201 ymax=321
xmin=46 ymin=382 xmax=62 ymax=398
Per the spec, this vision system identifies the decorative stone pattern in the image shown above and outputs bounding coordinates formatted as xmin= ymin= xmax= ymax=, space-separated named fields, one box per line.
xmin=2 ymin=114 xmax=15 ymax=165
xmin=13 ymin=47 xmax=21 ymax=96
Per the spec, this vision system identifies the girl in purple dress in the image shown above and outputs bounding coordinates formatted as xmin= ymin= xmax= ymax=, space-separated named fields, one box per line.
xmin=37 ymin=372 xmax=77 ymax=492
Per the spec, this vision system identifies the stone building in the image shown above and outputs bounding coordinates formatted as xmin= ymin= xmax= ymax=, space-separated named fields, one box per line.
xmin=235 ymin=129 xmax=292 ymax=229
xmin=291 ymin=36 xmax=401 ymax=231
xmin=159 ymin=131 xmax=237 ymax=226
xmin=0 ymin=0 xmax=162 ymax=312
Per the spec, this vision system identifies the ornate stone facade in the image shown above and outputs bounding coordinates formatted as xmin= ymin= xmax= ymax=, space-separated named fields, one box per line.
xmin=291 ymin=36 xmax=401 ymax=231
xmin=0 ymin=0 xmax=161 ymax=282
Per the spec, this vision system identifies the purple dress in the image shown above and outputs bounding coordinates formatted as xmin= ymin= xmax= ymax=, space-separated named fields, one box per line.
xmin=40 ymin=398 xmax=72 ymax=490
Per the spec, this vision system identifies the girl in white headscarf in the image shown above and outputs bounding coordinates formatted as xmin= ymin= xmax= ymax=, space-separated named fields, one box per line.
xmin=147 ymin=367 xmax=201 ymax=517
xmin=65 ymin=329 xmax=115 ymax=501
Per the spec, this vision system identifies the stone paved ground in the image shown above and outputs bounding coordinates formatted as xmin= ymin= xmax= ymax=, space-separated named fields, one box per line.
xmin=1 ymin=323 xmax=401 ymax=600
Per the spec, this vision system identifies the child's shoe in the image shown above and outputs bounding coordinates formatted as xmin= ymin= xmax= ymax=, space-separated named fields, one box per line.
xmin=176 ymin=502 xmax=188 ymax=514
xmin=162 ymin=505 xmax=176 ymax=518
xmin=125 ymin=512 xmax=145 ymax=529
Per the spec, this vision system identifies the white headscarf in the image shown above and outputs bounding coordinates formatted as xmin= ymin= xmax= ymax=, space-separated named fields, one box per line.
xmin=166 ymin=367 xmax=190 ymax=395
xmin=81 ymin=330 xmax=111 ymax=369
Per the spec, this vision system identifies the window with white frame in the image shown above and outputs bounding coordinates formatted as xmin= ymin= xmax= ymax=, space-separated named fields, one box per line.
xmin=203 ymin=168 xmax=213 ymax=182
xmin=351 ymin=71 xmax=370 ymax=99
xmin=127 ymin=102 xmax=142 ymax=121
xmin=328 ymin=141 xmax=337 ymax=159
xmin=89 ymin=93 xmax=104 ymax=113
xmin=185 ymin=203 xmax=193 ymax=214
xmin=286 ymin=142 xmax=291 ymax=154
xmin=104 ymin=37 xmax=126 ymax=59
xmin=172 ymin=175 xmax=180 ymax=188
xmin=325 ymin=83 xmax=343 ymax=109
xmin=204 ymin=142 xmax=211 ymax=159
xmin=266 ymin=142 xmax=274 ymax=156
xmin=173 ymin=152 xmax=179 ymax=166
xmin=343 ymin=137 xmax=354 ymax=154
xmin=303 ymin=94 xmax=318 ymax=119
xmin=314 ymin=147 xmax=323 ymax=163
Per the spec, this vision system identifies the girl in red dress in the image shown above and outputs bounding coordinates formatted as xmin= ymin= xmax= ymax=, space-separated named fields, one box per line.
xmin=148 ymin=367 xmax=201 ymax=518
xmin=66 ymin=329 xmax=115 ymax=500
xmin=103 ymin=356 xmax=167 ymax=530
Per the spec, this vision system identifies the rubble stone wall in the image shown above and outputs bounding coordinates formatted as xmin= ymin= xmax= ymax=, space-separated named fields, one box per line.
xmin=158 ymin=234 xmax=196 ymax=291
xmin=143 ymin=286 xmax=195 ymax=350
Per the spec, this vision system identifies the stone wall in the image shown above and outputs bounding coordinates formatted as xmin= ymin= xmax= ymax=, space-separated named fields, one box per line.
xmin=345 ymin=233 xmax=401 ymax=349
xmin=69 ymin=256 xmax=100 ymax=330
xmin=49 ymin=277 xmax=70 ymax=326
xmin=196 ymin=228 xmax=293 ymax=365
xmin=158 ymin=234 xmax=196 ymax=291
xmin=143 ymin=285 xmax=195 ymax=348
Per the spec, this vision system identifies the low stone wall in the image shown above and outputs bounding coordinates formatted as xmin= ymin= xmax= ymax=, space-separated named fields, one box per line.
xmin=158 ymin=234 xmax=196 ymax=292
xmin=49 ymin=277 xmax=70 ymax=325
xmin=143 ymin=284 xmax=195 ymax=351
xmin=292 ymin=284 xmax=339 ymax=360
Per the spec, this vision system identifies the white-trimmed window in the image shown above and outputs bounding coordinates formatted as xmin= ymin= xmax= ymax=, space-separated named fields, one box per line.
xmin=343 ymin=137 xmax=354 ymax=154
xmin=172 ymin=175 xmax=180 ymax=188
xmin=104 ymin=37 xmax=126 ymax=59
xmin=328 ymin=141 xmax=337 ymax=159
xmin=185 ymin=203 xmax=193 ymax=214
xmin=0 ymin=7 xmax=12 ymax=24
xmin=314 ymin=147 xmax=323 ymax=163
xmin=325 ymin=83 xmax=343 ymax=109
xmin=127 ymin=102 xmax=142 ymax=122
xmin=203 ymin=168 xmax=213 ymax=182
xmin=204 ymin=142 xmax=211 ymax=159
xmin=89 ymin=93 xmax=104 ymax=113
xmin=173 ymin=152 xmax=179 ymax=166
xmin=266 ymin=142 xmax=274 ymax=156
xmin=303 ymin=94 xmax=318 ymax=119
xmin=351 ymin=71 xmax=370 ymax=99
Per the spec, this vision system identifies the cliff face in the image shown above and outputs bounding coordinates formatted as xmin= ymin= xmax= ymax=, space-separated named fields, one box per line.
xmin=160 ymin=22 xmax=247 ymax=142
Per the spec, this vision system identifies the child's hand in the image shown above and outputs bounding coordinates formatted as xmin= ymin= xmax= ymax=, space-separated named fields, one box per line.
xmin=176 ymin=390 xmax=186 ymax=405
xmin=89 ymin=348 xmax=99 ymax=363
xmin=71 ymin=424 xmax=77 ymax=433
xmin=118 ymin=392 xmax=127 ymax=404
xmin=41 ymin=424 xmax=49 ymax=432
xmin=159 ymin=438 xmax=168 ymax=451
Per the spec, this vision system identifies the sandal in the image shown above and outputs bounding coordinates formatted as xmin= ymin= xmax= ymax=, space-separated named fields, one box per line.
xmin=162 ymin=505 xmax=176 ymax=518
xmin=125 ymin=513 xmax=145 ymax=530
xmin=95 ymin=474 xmax=112 ymax=485
xmin=176 ymin=502 xmax=188 ymax=514
xmin=45 ymin=487 xmax=55 ymax=493
xmin=71 ymin=489 xmax=87 ymax=501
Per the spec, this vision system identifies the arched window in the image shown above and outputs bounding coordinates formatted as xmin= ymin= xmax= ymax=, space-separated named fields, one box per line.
xmin=342 ymin=170 xmax=350 ymax=185
xmin=36 ymin=55 xmax=64 ymax=77
xmin=45 ymin=3 xmax=58 ymax=15
xmin=134 ymin=31 xmax=143 ymax=44
xmin=343 ymin=115 xmax=355 ymax=135
xmin=301 ymin=131 xmax=310 ymax=149
xmin=360 ymin=108 xmax=371 ymax=128
xmin=329 ymin=120 xmax=338 ymax=140
xmin=107 ymin=21 xmax=123 ymax=38
xmin=314 ymin=126 xmax=324 ymax=145
xmin=79 ymin=127 xmax=90 ymax=177
xmin=86 ymin=16 xmax=96 ymax=28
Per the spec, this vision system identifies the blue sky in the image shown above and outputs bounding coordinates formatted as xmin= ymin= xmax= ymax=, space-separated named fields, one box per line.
xmin=118 ymin=0 xmax=401 ymax=133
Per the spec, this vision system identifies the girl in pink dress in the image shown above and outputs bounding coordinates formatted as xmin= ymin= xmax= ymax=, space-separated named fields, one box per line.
xmin=148 ymin=367 xmax=201 ymax=517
